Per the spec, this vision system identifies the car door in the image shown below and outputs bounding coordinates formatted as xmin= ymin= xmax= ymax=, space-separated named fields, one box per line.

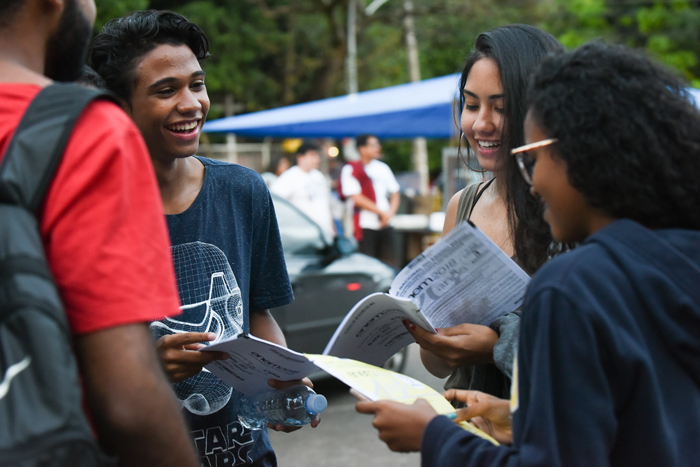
xmin=270 ymin=195 xmax=390 ymax=354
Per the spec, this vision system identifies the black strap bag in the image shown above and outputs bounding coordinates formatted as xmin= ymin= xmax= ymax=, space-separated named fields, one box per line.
xmin=0 ymin=83 xmax=118 ymax=467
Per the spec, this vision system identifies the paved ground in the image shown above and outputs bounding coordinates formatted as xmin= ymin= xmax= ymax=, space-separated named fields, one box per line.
xmin=268 ymin=344 xmax=446 ymax=467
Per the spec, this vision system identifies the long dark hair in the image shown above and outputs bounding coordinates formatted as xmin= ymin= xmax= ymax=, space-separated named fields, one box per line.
xmin=458 ymin=24 xmax=565 ymax=274
xmin=528 ymin=42 xmax=700 ymax=231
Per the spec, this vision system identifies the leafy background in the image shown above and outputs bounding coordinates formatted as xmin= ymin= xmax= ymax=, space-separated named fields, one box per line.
xmin=95 ymin=0 xmax=700 ymax=172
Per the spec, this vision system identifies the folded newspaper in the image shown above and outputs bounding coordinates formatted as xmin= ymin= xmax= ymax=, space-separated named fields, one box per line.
xmin=203 ymin=221 xmax=529 ymax=388
xmin=321 ymin=221 xmax=530 ymax=367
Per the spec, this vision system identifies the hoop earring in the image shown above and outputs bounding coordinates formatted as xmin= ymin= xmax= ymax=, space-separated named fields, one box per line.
xmin=459 ymin=132 xmax=487 ymax=173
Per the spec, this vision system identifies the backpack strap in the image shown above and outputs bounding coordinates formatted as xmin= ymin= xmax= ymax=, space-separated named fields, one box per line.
xmin=0 ymin=83 xmax=118 ymax=213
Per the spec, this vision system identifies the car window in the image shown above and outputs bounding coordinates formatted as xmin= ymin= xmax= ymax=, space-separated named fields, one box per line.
xmin=272 ymin=196 xmax=327 ymax=255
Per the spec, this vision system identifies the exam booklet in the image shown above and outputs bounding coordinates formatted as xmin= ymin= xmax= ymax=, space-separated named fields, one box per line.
xmin=322 ymin=221 xmax=530 ymax=367
xmin=203 ymin=336 xmax=497 ymax=445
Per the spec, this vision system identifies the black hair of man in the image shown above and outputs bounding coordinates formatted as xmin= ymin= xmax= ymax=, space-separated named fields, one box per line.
xmin=527 ymin=41 xmax=700 ymax=231
xmin=78 ymin=65 xmax=106 ymax=89
xmin=88 ymin=10 xmax=209 ymax=103
xmin=356 ymin=134 xmax=377 ymax=150
xmin=295 ymin=142 xmax=320 ymax=157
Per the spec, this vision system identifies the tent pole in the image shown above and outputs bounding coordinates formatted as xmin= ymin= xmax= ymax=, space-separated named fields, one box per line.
xmin=224 ymin=94 xmax=238 ymax=164
xmin=346 ymin=0 xmax=358 ymax=96
xmin=404 ymin=0 xmax=429 ymax=196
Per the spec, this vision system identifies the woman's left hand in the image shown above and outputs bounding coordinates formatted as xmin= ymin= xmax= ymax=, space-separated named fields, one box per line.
xmin=405 ymin=321 xmax=499 ymax=368
xmin=444 ymin=389 xmax=513 ymax=445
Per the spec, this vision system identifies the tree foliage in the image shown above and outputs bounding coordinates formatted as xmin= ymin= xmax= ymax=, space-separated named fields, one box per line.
xmin=95 ymin=0 xmax=700 ymax=110
xmin=545 ymin=0 xmax=700 ymax=86
xmin=93 ymin=0 xmax=700 ymax=171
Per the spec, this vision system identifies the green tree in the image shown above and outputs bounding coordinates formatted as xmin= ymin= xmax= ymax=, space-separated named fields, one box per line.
xmin=91 ymin=0 xmax=700 ymax=176
xmin=95 ymin=0 xmax=149 ymax=30
xmin=543 ymin=0 xmax=700 ymax=86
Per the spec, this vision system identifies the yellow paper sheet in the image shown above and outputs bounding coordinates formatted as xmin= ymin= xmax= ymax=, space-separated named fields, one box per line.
xmin=307 ymin=354 xmax=499 ymax=445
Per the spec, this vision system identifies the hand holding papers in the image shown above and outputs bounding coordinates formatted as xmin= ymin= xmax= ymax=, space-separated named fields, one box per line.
xmin=202 ymin=337 xmax=498 ymax=445
xmin=322 ymin=221 xmax=530 ymax=367
xmin=203 ymin=334 xmax=318 ymax=395
xmin=329 ymin=356 xmax=499 ymax=446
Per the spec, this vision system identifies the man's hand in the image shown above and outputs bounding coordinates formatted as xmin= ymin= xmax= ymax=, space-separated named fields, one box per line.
xmin=404 ymin=320 xmax=498 ymax=368
xmin=444 ymin=389 xmax=513 ymax=445
xmin=265 ymin=377 xmax=321 ymax=432
xmin=355 ymin=399 xmax=437 ymax=452
xmin=156 ymin=332 xmax=228 ymax=382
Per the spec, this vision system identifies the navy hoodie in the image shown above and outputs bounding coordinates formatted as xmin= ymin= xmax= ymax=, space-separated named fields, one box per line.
xmin=422 ymin=219 xmax=700 ymax=467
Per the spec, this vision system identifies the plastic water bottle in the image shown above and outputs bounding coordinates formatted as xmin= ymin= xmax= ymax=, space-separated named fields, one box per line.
xmin=237 ymin=385 xmax=327 ymax=430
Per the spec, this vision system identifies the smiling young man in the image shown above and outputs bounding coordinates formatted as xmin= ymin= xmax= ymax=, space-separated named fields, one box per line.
xmin=89 ymin=11 xmax=309 ymax=467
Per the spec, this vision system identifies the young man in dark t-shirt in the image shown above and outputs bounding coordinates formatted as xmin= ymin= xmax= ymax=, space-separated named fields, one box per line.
xmin=89 ymin=10 xmax=316 ymax=466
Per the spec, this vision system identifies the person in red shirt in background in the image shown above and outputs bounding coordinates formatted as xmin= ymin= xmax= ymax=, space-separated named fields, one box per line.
xmin=0 ymin=1 xmax=198 ymax=466
xmin=340 ymin=134 xmax=400 ymax=267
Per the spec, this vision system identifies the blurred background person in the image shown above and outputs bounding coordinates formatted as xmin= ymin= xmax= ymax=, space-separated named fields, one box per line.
xmin=339 ymin=134 xmax=400 ymax=267
xmin=271 ymin=142 xmax=335 ymax=240
xmin=261 ymin=153 xmax=291 ymax=187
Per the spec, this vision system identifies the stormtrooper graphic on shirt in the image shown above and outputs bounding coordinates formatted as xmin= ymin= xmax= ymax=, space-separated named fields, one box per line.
xmin=151 ymin=241 xmax=244 ymax=415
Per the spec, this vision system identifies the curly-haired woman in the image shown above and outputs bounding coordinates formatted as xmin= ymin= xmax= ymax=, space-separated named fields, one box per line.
xmin=359 ymin=41 xmax=700 ymax=467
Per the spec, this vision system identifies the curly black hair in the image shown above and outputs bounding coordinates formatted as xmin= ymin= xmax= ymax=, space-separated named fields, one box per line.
xmin=88 ymin=10 xmax=209 ymax=103
xmin=527 ymin=41 xmax=700 ymax=231
xmin=78 ymin=66 xmax=106 ymax=89
xmin=458 ymin=24 xmax=566 ymax=274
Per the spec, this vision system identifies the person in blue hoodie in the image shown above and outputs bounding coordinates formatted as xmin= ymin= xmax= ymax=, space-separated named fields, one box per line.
xmin=356 ymin=41 xmax=700 ymax=467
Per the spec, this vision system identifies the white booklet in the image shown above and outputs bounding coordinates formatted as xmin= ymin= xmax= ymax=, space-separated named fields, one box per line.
xmin=203 ymin=334 xmax=318 ymax=395
xmin=321 ymin=221 xmax=530 ymax=367
xmin=203 ymin=221 xmax=529 ymax=390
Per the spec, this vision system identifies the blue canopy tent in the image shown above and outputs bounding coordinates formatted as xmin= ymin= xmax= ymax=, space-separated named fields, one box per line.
xmin=203 ymin=74 xmax=700 ymax=139
xmin=203 ymin=74 xmax=462 ymax=139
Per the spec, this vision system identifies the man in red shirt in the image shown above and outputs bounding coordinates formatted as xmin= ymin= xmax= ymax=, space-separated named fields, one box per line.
xmin=0 ymin=1 xmax=198 ymax=466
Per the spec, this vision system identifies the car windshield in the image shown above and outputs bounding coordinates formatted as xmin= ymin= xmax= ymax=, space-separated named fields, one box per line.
xmin=272 ymin=196 xmax=327 ymax=255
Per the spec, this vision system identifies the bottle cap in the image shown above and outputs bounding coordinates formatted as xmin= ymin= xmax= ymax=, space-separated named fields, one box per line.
xmin=305 ymin=394 xmax=328 ymax=414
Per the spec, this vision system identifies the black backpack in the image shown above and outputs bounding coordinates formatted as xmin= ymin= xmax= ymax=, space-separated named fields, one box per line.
xmin=0 ymin=83 xmax=118 ymax=467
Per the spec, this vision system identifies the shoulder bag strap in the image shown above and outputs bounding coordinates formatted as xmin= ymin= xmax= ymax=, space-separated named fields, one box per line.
xmin=0 ymin=83 xmax=118 ymax=213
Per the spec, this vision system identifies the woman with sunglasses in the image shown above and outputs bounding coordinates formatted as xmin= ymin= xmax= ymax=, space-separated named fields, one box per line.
xmin=406 ymin=24 xmax=565 ymax=400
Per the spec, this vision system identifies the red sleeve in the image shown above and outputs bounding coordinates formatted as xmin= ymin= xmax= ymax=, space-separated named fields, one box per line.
xmin=40 ymin=100 xmax=181 ymax=335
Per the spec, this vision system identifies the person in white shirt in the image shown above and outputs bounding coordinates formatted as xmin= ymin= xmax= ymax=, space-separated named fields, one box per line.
xmin=271 ymin=143 xmax=335 ymax=239
xmin=340 ymin=134 xmax=400 ymax=266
